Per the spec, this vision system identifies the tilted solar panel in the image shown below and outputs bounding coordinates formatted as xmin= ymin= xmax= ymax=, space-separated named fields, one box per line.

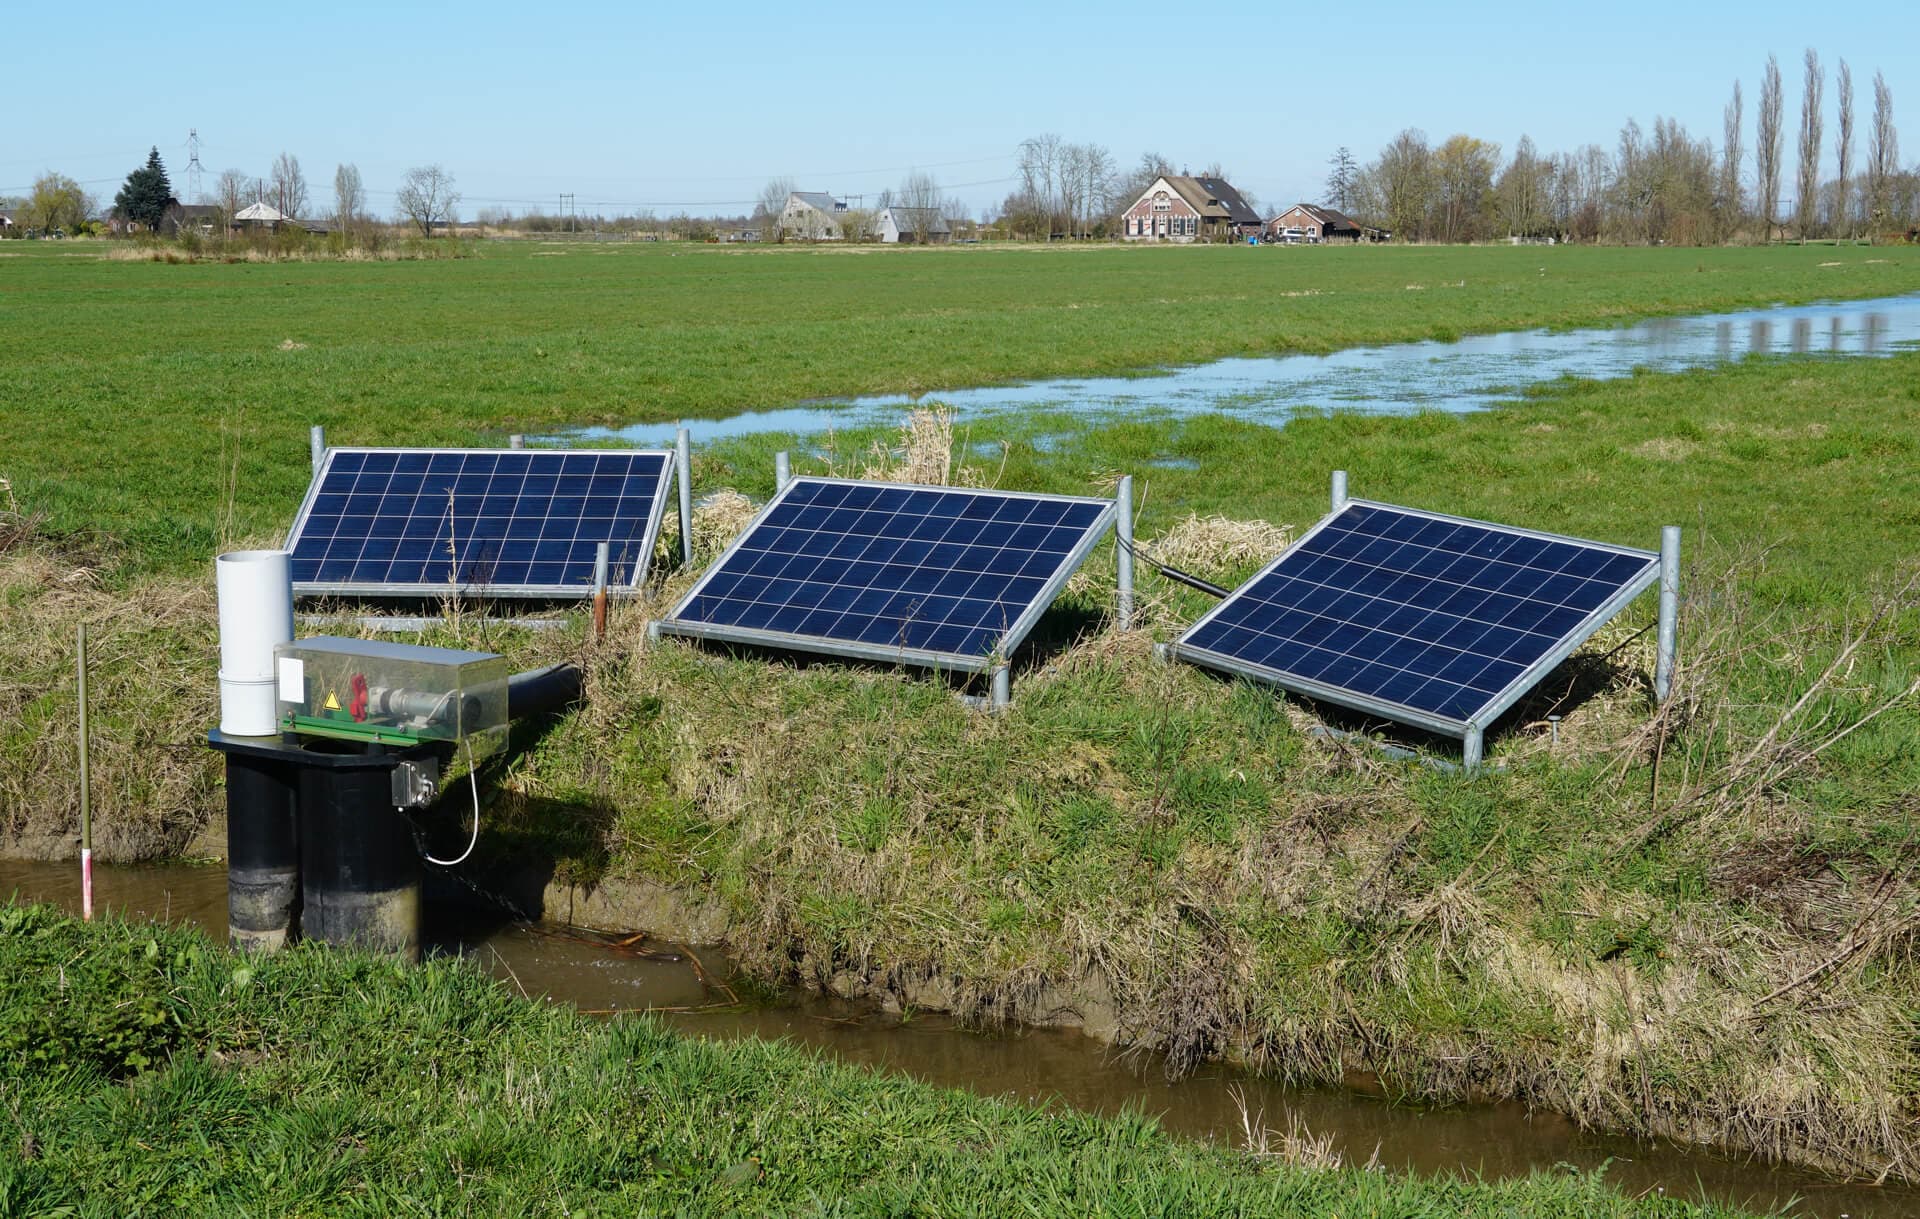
xmin=1173 ymin=500 xmax=1659 ymax=739
xmin=655 ymin=477 xmax=1117 ymax=672
xmin=287 ymin=448 xmax=674 ymax=598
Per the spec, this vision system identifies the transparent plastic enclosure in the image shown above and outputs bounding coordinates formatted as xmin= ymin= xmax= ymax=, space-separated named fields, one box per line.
xmin=274 ymin=636 xmax=509 ymax=760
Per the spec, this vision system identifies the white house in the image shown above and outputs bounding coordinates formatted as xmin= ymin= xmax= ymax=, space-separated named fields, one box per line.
xmin=874 ymin=206 xmax=950 ymax=244
xmin=778 ymin=191 xmax=848 ymax=240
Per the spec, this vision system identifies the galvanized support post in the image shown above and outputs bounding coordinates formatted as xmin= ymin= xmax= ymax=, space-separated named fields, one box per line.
xmin=592 ymin=542 xmax=610 ymax=643
xmin=990 ymin=665 xmax=1011 ymax=711
xmin=1115 ymin=474 xmax=1135 ymax=631
xmin=1655 ymin=525 xmax=1681 ymax=702
xmin=675 ymin=427 xmax=693 ymax=566
xmin=1462 ymin=724 xmax=1483 ymax=774
xmin=774 ymin=450 xmax=791 ymax=492
xmin=309 ymin=425 xmax=326 ymax=478
xmin=509 ymin=434 xmax=526 ymax=450
xmin=1331 ymin=469 xmax=1349 ymax=512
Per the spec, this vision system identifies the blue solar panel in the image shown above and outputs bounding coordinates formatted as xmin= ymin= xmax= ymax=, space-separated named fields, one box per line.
xmin=656 ymin=478 xmax=1116 ymax=671
xmin=1175 ymin=501 xmax=1659 ymax=732
xmin=286 ymin=448 xmax=674 ymax=598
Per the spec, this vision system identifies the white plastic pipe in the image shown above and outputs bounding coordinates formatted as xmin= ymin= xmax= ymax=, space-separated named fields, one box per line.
xmin=216 ymin=550 xmax=294 ymax=736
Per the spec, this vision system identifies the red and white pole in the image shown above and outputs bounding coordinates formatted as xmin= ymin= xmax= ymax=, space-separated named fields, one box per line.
xmin=78 ymin=623 xmax=93 ymax=921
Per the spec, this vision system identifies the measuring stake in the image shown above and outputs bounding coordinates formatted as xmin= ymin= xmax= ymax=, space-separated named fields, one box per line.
xmin=77 ymin=623 xmax=93 ymax=921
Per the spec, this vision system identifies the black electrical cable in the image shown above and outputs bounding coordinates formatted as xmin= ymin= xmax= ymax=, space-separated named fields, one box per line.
xmin=1120 ymin=535 xmax=1231 ymax=599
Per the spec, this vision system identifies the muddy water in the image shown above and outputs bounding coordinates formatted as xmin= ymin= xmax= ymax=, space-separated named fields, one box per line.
xmin=7 ymin=859 xmax=1916 ymax=1218
xmin=570 ymin=292 xmax=1920 ymax=449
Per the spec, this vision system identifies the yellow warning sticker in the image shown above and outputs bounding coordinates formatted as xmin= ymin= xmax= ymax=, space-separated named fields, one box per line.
xmin=323 ymin=689 xmax=341 ymax=712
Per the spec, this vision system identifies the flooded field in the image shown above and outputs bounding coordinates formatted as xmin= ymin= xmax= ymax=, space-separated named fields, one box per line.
xmin=574 ymin=292 xmax=1919 ymax=448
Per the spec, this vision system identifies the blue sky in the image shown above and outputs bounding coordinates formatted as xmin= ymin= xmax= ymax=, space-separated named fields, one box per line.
xmin=4 ymin=1 xmax=1912 ymax=219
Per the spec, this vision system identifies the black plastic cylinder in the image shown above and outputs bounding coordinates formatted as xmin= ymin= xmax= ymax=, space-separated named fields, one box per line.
xmin=223 ymin=753 xmax=299 ymax=953
xmin=296 ymin=755 xmax=422 ymax=961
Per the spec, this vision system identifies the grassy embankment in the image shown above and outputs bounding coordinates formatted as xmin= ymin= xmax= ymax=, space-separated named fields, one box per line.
xmin=2 ymin=241 xmax=1918 ymax=1179
xmin=0 ymin=904 xmax=1763 ymax=1217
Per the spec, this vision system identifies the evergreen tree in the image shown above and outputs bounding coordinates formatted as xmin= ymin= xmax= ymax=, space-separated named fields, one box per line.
xmin=114 ymin=147 xmax=173 ymax=232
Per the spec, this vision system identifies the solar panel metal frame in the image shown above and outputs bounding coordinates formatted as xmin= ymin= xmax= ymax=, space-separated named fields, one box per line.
xmin=285 ymin=446 xmax=677 ymax=600
xmin=1172 ymin=499 xmax=1661 ymax=738
xmin=654 ymin=476 xmax=1118 ymax=675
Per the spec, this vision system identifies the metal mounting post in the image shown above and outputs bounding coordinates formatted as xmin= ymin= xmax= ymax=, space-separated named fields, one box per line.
xmin=676 ymin=427 xmax=693 ymax=565
xmin=310 ymin=425 xmax=326 ymax=478
xmin=990 ymin=665 xmax=1011 ymax=710
xmin=592 ymin=542 xmax=610 ymax=643
xmin=1462 ymin=724 xmax=1484 ymax=773
xmin=774 ymin=450 xmax=791 ymax=492
xmin=1116 ymin=474 xmax=1135 ymax=631
xmin=1655 ymin=525 xmax=1681 ymax=702
xmin=509 ymin=434 xmax=526 ymax=450
xmin=1331 ymin=469 xmax=1349 ymax=512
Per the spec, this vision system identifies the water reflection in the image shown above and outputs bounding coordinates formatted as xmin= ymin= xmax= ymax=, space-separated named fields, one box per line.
xmin=568 ymin=294 xmax=1918 ymax=449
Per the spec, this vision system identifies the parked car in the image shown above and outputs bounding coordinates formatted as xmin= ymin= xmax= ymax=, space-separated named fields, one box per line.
xmin=1274 ymin=226 xmax=1306 ymax=244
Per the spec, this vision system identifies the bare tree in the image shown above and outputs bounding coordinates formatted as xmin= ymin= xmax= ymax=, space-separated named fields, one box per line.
xmin=1494 ymin=135 xmax=1549 ymax=239
xmin=1834 ymin=60 xmax=1854 ymax=237
xmin=756 ymin=176 xmax=795 ymax=242
xmin=1756 ymin=55 xmax=1784 ymax=238
xmin=214 ymin=168 xmax=250 ymax=233
xmin=333 ymin=163 xmax=364 ymax=233
xmin=1325 ymin=147 xmax=1359 ymax=210
xmin=1795 ymin=49 xmax=1824 ymax=238
xmin=1721 ymin=80 xmax=1744 ymax=235
xmin=1868 ymin=71 xmax=1898 ymax=232
xmin=395 ymin=165 xmax=460 ymax=236
xmin=1016 ymin=133 xmax=1065 ymax=237
xmin=270 ymin=151 xmax=308 ymax=219
xmin=896 ymin=170 xmax=943 ymax=242
xmin=1366 ymin=128 xmax=1433 ymax=240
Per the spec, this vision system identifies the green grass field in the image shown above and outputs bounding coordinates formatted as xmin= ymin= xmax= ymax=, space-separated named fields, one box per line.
xmin=0 ymin=904 xmax=1762 ymax=1217
xmin=3 ymin=239 xmax=1918 ymax=1197
xmin=3 ymin=239 xmax=1917 ymax=573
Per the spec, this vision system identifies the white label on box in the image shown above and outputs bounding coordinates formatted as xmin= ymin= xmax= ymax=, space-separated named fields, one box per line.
xmin=277 ymin=657 xmax=305 ymax=704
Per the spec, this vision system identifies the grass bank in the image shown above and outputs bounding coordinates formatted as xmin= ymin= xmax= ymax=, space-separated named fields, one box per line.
xmin=3 ymin=240 xmax=1917 ymax=576
xmin=5 ymin=348 xmax=1915 ymax=1182
xmin=0 ymin=904 xmax=1760 ymax=1216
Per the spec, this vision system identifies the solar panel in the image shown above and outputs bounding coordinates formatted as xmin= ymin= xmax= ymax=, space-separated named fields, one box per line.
xmin=286 ymin=448 xmax=675 ymax=598
xmin=1173 ymin=500 xmax=1659 ymax=739
xmin=654 ymin=477 xmax=1117 ymax=673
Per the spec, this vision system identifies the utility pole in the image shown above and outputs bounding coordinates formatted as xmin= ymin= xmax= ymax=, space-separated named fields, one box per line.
xmin=560 ymin=192 xmax=574 ymax=235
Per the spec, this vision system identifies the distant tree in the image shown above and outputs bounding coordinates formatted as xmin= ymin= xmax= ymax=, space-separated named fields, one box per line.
xmin=1720 ymin=80 xmax=1745 ymax=235
xmin=271 ymin=152 xmax=309 ymax=219
xmin=333 ymin=163 xmax=365 ymax=231
xmin=114 ymin=147 xmax=173 ymax=233
xmin=1834 ymin=60 xmax=1854 ymax=237
xmin=1431 ymin=134 xmax=1498 ymax=242
xmin=1867 ymin=71 xmax=1898 ymax=231
xmin=1756 ymin=55 xmax=1784 ymax=237
xmin=896 ymin=170 xmax=944 ymax=241
xmin=1795 ymin=49 xmax=1824 ymax=238
xmin=756 ymin=176 xmax=795 ymax=241
xmin=25 ymin=172 xmax=91 ymax=236
xmin=395 ymin=165 xmax=460 ymax=235
xmin=1494 ymin=136 xmax=1550 ymax=239
xmin=1325 ymin=146 xmax=1359 ymax=210
xmin=213 ymin=168 xmax=250 ymax=233
xmin=1361 ymin=128 xmax=1433 ymax=240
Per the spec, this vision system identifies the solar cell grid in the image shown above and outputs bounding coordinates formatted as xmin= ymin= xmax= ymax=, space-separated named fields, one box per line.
xmin=1176 ymin=501 xmax=1659 ymax=731
xmin=659 ymin=478 xmax=1115 ymax=670
xmin=287 ymin=448 xmax=673 ymax=598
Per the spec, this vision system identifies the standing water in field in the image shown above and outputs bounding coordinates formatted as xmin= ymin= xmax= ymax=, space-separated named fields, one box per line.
xmin=7 ymin=858 xmax=1919 ymax=1219
xmin=573 ymin=292 xmax=1919 ymax=447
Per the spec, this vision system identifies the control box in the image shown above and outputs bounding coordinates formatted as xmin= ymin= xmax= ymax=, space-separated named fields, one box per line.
xmin=274 ymin=636 xmax=509 ymax=760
